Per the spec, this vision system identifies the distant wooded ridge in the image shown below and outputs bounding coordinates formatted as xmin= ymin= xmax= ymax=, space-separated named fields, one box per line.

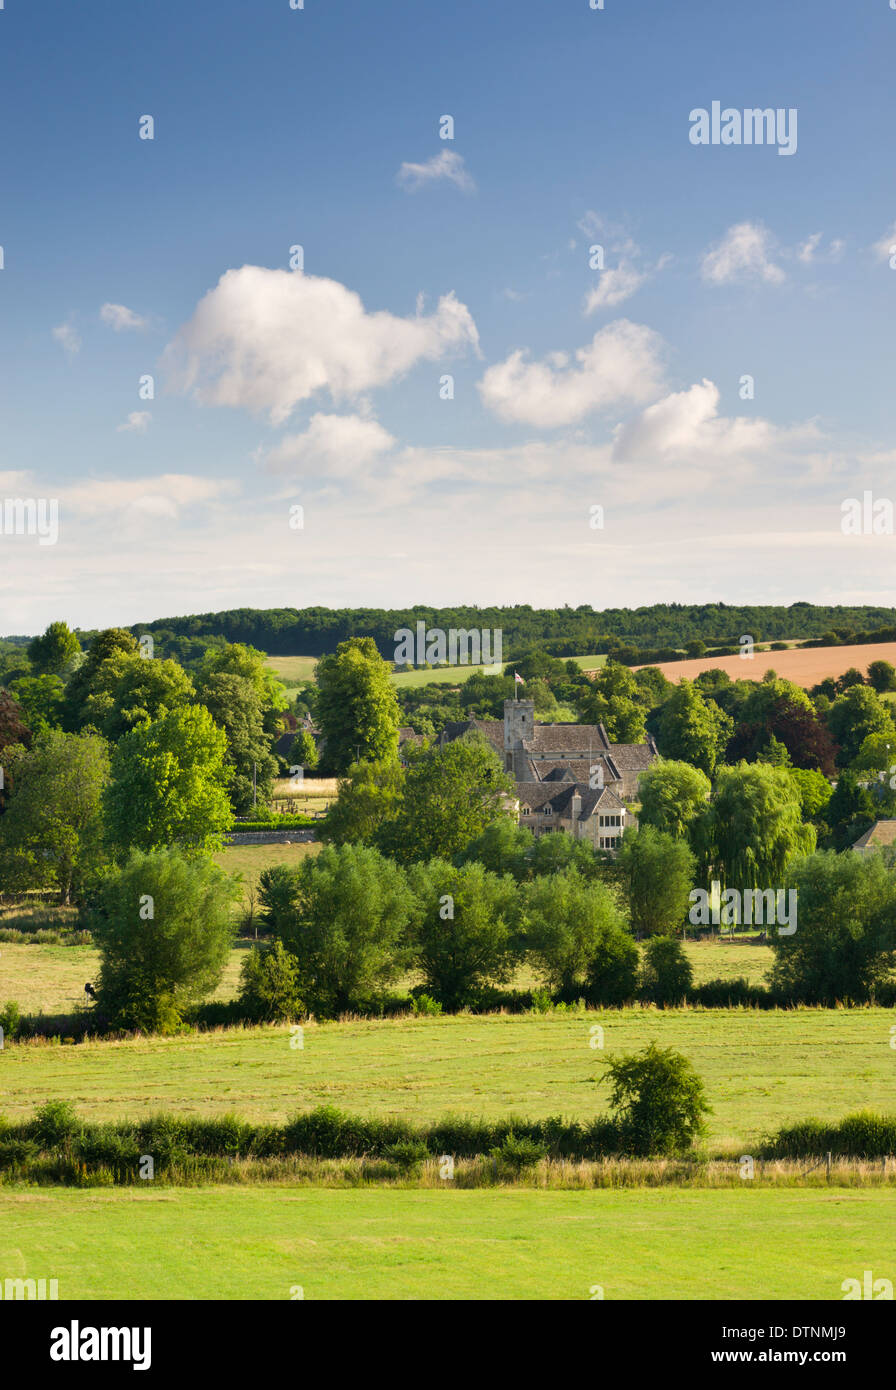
xmin=53 ymin=602 xmax=896 ymax=660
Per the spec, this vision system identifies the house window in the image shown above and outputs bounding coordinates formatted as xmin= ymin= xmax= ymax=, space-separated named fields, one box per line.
xmin=543 ymin=804 xmax=553 ymax=815
xmin=521 ymin=806 xmax=530 ymax=816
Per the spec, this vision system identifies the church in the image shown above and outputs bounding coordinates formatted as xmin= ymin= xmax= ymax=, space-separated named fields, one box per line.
xmin=438 ymin=698 xmax=658 ymax=852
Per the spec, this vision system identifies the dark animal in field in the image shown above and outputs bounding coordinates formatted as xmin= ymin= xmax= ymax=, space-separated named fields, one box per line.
xmin=84 ymin=983 xmax=97 ymax=999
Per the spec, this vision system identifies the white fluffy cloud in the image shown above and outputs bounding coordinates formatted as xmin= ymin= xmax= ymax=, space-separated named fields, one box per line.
xmin=396 ymin=151 xmax=475 ymax=193
xmin=165 ymin=266 xmax=480 ymax=425
xmin=701 ymin=222 xmax=786 ymax=285
xmin=612 ymin=378 xmax=816 ymax=463
xmin=260 ymin=412 xmax=396 ymax=478
xmin=101 ymin=302 xmax=148 ymax=331
xmin=477 ymin=320 xmax=666 ymax=428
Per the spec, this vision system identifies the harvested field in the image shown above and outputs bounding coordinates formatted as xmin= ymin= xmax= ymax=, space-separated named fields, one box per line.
xmin=618 ymin=641 xmax=896 ymax=689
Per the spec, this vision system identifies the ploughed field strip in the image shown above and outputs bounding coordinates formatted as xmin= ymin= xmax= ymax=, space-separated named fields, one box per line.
xmin=0 ymin=1187 xmax=889 ymax=1300
xmin=2 ymin=1009 xmax=892 ymax=1151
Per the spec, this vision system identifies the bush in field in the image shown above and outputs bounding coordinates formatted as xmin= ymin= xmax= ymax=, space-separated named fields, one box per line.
xmin=522 ymin=868 xmax=627 ymax=995
xmin=490 ymin=1132 xmax=546 ymax=1175
xmin=274 ymin=843 xmax=415 ymax=1017
xmin=89 ymin=849 xmax=239 ymax=1033
xmin=640 ymin=936 xmax=694 ymax=1005
xmin=0 ymin=1000 xmax=22 ymax=1043
xmin=601 ymin=1042 xmax=711 ymax=1156
xmin=407 ymin=859 xmax=518 ymax=1010
xmin=769 ymin=850 xmax=896 ymax=1003
xmin=238 ymin=940 xmax=305 ymax=1021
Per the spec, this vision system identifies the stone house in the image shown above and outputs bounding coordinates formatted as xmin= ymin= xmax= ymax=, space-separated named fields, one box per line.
xmin=439 ymin=699 xmax=657 ymax=852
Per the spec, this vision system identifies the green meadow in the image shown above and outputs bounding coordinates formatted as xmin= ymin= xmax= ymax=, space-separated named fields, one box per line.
xmin=0 ymin=1186 xmax=887 ymax=1299
xmin=0 ymin=937 xmax=772 ymax=1017
xmin=2 ymin=1008 xmax=893 ymax=1153
xmin=263 ymin=652 xmax=608 ymax=691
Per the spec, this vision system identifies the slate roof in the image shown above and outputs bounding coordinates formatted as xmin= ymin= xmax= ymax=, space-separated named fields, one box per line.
xmin=439 ymin=719 xmax=504 ymax=755
xmin=515 ymin=781 xmax=625 ymax=819
xmin=521 ymin=723 xmax=612 ymax=755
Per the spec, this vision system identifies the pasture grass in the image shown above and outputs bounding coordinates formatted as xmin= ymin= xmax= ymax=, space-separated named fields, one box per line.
xmin=2 ymin=1008 xmax=892 ymax=1152
xmin=0 ymin=937 xmax=773 ymax=1018
xmin=0 ymin=1185 xmax=888 ymax=1299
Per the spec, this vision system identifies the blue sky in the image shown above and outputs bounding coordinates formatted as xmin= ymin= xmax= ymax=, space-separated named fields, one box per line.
xmin=1 ymin=0 xmax=895 ymax=633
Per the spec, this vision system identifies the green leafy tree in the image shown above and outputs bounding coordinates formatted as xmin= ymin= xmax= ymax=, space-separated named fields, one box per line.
xmin=455 ymin=817 xmax=534 ymax=878
xmin=196 ymin=643 xmax=287 ymax=735
xmin=272 ymin=842 xmax=415 ymax=1016
xmin=601 ymin=1042 xmax=711 ymax=1155
xmin=617 ymin=825 xmax=696 ymax=937
xmin=769 ymin=851 xmax=896 ymax=1003
xmin=788 ymin=767 xmax=833 ymax=823
xmin=640 ymin=936 xmax=694 ymax=1004
xmin=89 ymin=849 xmax=239 ymax=1032
xmin=104 ymin=705 xmax=232 ymax=858
xmin=522 ymin=868 xmax=629 ymax=996
xmin=322 ymin=757 xmax=406 ymax=846
xmin=525 ymin=830 xmax=603 ymax=880
xmin=637 ymin=759 xmax=711 ymax=842
xmin=8 ymin=674 xmax=65 ymax=738
xmin=239 ymin=939 xmax=304 ymax=1021
xmin=0 ymin=730 xmax=109 ymax=903
xmin=288 ymin=729 xmax=319 ymax=772
xmin=657 ymin=680 xmax=733 ymax=775
xmin=828 ymin=685 xmax=894 ymax=767
xmin=63 ymin=628 xmax=138 ymax=731
xmin=578 ymin=661 xmax=647 ymax=742
xmin=867 ymin=660 xmax=896 ymax=694
xmin=26 ymin=621 xmax=80 ymax=677
xmin=377 ymin=732 xmax=516 ymax=865
xmin=407 ymin=859 xmax=518 ymax=1009
xmin=196 ymin=671 xmax=278 ymax=813
xmin=701 ymin=762 xmax=815 ymax=892
xmin=315 ymin=637 xmax=402 ymax=773
xmin=102 ymin=656 xmax=196 ymax=743
xmin=823 ymin=771 xmax=877 ymax=851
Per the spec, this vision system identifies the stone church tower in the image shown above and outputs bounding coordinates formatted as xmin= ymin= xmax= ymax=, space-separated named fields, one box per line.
xmin=504 ymin=698 xmax=535 ymax=773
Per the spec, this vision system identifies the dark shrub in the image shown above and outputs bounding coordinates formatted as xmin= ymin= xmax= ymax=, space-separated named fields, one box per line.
xmin=640 ymin=936 xmax=693 ymax=1005
xmin=601 ymin=1042 xmax=711 ymax=1156
xmin=238 ymin=940 xmax=304 ymax=1022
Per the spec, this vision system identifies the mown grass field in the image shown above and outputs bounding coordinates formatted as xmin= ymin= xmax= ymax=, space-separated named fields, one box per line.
xmin=0 ymin=1186 xmax=888 ymax=1299
xmin=0 ymin=939 xmax=771 ymax=1018
xmin=2 ymin=1008 xmax=892 ymax=1153
xmin=264 ymin=652 xmax=608 ymax=691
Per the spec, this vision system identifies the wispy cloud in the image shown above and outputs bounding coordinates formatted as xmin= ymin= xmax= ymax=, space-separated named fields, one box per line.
xmin=701 ymin=222 xmax=786 ymax=285
xmin=116 ymin=411 xmax=152 ymax=433
xmin=52 ymin=320 xmax=81 ymax=355
xmin=100 ymin=302 xmax=148 ymax=331
xmin=396 ymin=150 xmax=476 ymax=193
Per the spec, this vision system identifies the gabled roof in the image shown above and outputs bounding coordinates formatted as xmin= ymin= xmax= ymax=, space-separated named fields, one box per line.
xmin=515 ymin=781 xmax=626 ymax=819
xmin=851 ymin=819 xmax=896 ymax=850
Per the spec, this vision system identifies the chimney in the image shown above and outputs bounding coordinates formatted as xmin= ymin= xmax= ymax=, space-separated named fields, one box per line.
xmin=570 ymin=789 xmax=582 ymax=838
